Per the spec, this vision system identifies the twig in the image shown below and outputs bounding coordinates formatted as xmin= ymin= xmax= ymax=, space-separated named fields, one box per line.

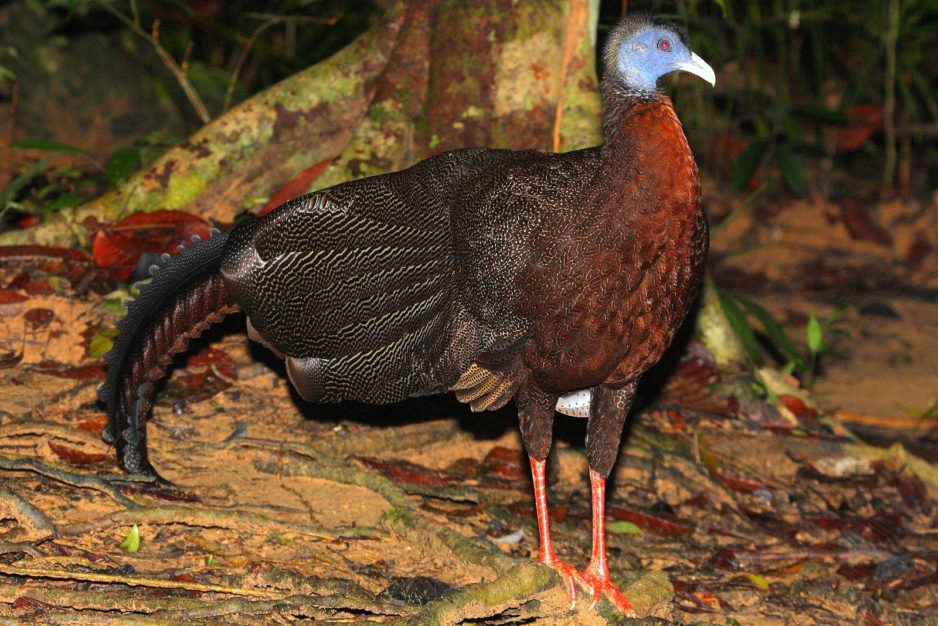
xmin=0 ymin=563 xmax=281 ymax=598
xmin=709 ymin=182 xmax=766 ymax=240
xmin=0 ymin=453 xmax=137 ymax=509
xmin=223 ymin=17 xmax=288 ymax=113
xmin=95 ymin=2 xmax=210 ymax=124
xmin=224 ymin=15 xmax=340 ymax=112
xmin=552 ymin=0 xmax=589 ymax=152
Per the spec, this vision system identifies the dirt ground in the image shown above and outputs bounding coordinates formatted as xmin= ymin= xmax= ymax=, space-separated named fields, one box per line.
xmin=0 ymin=187 xmax=936 ymax=624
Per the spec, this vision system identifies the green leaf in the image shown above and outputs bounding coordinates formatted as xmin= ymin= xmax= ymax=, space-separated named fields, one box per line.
xmin=777 ymin=144 xmax=807 ymax=196
xmin=14 ymin=138 xmax=86 ymax=155
xmin=730 ymin=140 xmax=768 ymax=190
xmin=807 ymin=315 xmax=824 ymax=354
xmin=205 ymin=554 xmax=217 ymax=567
xmin=88 ymin=327 xmax=119 ymax=359
xmin=734 ymin=294 xmax=805 ymax=370
xmin=717 ymin=288 xmax=763 ymax=364
xmin=45 ymin=192 xmax=82 ymax=214
xmin=119 ymin=524 xmax=140 ymax=553
xmin=0 ymin=156 xmax=55 ymax=212
xmin=608 ymin=520 xmax=642 ymax=535
xmin=747 ymin=573 xmax=770 ymax=590
xmin=105 ymin=147 xmax=143 ymax=187
xmin=916 ymin=401 xmax=938 ymax=422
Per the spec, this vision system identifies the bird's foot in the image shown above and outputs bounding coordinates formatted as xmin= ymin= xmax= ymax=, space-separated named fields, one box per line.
xmin=581 ymin=570 xmax=637 ymax=617
xmin=542 ymin=559 xmax=587 ymax=609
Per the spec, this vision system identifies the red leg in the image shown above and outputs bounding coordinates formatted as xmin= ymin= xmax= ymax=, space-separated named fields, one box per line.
xmin=581 ymin=469 xmax=636 ymax=616
xmin=529 ymin=456 xmax=584 ymax=608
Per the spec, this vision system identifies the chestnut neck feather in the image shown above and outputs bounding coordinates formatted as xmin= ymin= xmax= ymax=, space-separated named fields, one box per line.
xmin=594 ymin=90 xmax=701 ymax=224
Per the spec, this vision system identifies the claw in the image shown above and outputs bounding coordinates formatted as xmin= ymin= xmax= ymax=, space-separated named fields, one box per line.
xmin=542 ymin=559 xmax=585 ymax=609
xmin=582 ymin=571 xmax=636 ymax=616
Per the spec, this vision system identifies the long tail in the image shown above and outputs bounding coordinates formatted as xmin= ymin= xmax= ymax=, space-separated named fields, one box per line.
xmin=98 ymin=229 xmax=240 ymax=478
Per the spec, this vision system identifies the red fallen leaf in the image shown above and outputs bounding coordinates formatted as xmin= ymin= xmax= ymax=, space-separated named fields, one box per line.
xmin=763 ymin=557 xmax=809 ymax=577
xmin=260 ymin=159 xmax=333 ymax=215
xmin=0 ymin=351 xmax=24 ymax=368
xmin=357 ymin=457 xmax=452 ymax=487
xmin=807 ymin=512 xmax=902 ymax=542
xmin=92 ymin=210 xmax=213 ymax=278
xmin=838 ymin=562 xmax=875 ymax=581
xmin=48 ymin=441 xmax=106 ymax=465
xmin=673 ymin=341 xmax=719 ymax=386
xmin=480 ymin=446 xmax=527 ymax=481
xmin=446 ymin=457 xmax=481 ymax=478
xmin=672 ymin=580 xmax=722 ymax=611
xmin=837 ymin=104 xmax=882 ymax=151
xmin=13 ymin=596 xmax=54 ymax=612
xmin=681 ymin=493 xmax=710 ymax=509
xmin=167 ymin=571 xmax=204 ymax=597
xmin=0 ymin=245 xmax=95 ymax=265
xmin=0 ymin=286 xmax=30 ymax=317
xmin=34 ymin=360 xmax=106 ymax=380
xmin=607 ymin=505 xmax=695 ymax=536
xmin=23 ymin=279 xmax=54 ymax=295
xmin=171 ymin=572 xmax=199 ymax=583
xmin=77 ymin=415 xmax=109 ymax=434
xmin=177 ymin=347 xmax=237 ymax=388
xmin=17 ymin=215 xmax=40 ymax=229
xmin=778 ymin=394 xmax=818 ymax=420
xmin=667 ymin=410 xmax=686 ymax=430
xmin=721 ymin=474 xmax=771 ymax=494
xmin=840 ymin=203 xmax=892 ymax=246
xmin=708 ymin=546 xmax=747 ymax=570
xmin=0 ymin=289 xmax=28 ymax=304
xmin=23 ymin=308 xmax=56 ymax=330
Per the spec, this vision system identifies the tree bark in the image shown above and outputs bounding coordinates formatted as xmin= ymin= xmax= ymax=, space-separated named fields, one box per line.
xmin=1 ymin=0 xmax=602 ymax=247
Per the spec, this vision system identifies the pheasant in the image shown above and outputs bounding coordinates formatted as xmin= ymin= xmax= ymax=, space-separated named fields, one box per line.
xmin=100 ymin=14 xmax=714 ymax=614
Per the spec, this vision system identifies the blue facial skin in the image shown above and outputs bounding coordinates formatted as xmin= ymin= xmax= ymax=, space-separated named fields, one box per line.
xmin=617 ymin=27 xmax=699 ymax=92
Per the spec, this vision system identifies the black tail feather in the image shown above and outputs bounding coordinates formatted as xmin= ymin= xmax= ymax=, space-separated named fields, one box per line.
xmin=98 ymin=229 xmax=239 ymax=477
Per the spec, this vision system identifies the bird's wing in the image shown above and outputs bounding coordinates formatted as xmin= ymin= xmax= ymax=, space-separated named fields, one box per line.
xmin=221 ymin=149 xmax=515 ymax=404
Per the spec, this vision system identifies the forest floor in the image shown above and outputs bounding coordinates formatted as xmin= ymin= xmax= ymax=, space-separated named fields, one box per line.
xmin=0 ymin=187 xmax=936 ymax=625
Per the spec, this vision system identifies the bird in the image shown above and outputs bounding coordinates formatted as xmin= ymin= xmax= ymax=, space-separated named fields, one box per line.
xmin=98 ymin=14 xmax=714 ymax=615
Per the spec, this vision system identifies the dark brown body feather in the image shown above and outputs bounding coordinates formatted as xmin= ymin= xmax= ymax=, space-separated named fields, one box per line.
xmin=103 ymin=61 xmax=706 ymax=483
xmin=219 ymin=95 xmax=706 ymax=476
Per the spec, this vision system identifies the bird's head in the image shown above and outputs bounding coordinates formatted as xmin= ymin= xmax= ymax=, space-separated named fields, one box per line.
xmin=604 ymin=15 xmax=715 ymax=95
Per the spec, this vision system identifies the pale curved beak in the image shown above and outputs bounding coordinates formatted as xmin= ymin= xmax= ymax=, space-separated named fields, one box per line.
xmin=677 ymin=52 xmax=716 ymax=86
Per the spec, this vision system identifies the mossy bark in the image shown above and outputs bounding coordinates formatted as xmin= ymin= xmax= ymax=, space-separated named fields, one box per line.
xmin=2 ymin=0 xmax=602 ymax=247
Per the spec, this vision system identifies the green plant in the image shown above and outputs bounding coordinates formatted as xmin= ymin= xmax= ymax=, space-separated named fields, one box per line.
xmin=717 ymin=288 xmax=844 ymax=388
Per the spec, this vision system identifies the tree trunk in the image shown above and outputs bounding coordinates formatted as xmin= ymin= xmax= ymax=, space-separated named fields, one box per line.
xmin=1 ymin=0 xmax=601 ymax=247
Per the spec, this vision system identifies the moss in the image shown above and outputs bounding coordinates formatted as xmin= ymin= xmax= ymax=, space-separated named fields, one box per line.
xmin=163 ymin=171 xmax=209 ymax=210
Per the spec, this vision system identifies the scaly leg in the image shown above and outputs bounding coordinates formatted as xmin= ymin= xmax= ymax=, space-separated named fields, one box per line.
xmin=582 ymin=381 xmax=639 ymax=616
xmin=581 ymin=468 xmax=636 ymax=616
xmin=529 ymin=456 xmax=585 ymax=607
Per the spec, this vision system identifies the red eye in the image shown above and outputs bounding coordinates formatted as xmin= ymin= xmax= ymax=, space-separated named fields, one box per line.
xmin=657 ymin=38 xmax=672 ymax=52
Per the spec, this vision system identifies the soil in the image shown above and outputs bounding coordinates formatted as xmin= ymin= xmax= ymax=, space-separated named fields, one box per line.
xmin=0 ymin=185 xmax=935 ymax=624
